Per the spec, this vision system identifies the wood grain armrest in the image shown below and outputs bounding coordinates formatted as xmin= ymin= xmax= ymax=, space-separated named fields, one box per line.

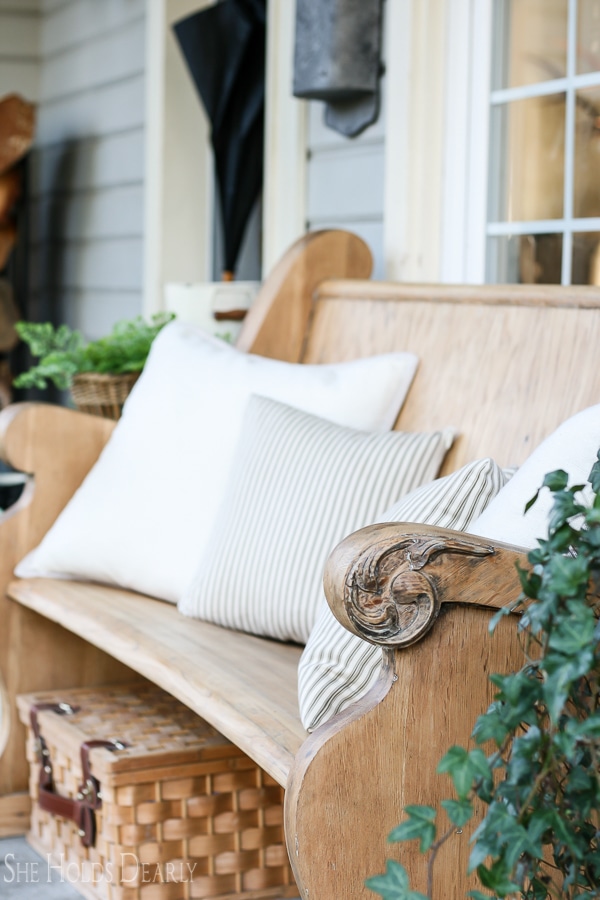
xmin=0 ymin=402 xmax=115 ymax=547
xmin=324 ymin=522 xmax=528 ymax=649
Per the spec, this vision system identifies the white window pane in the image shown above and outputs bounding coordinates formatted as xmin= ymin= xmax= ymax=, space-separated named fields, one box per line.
xmin=492 ymin=0 xmax=568 ymax=90
xmin=577 ymin=0 xmax=600 ymax=74
xmin=573 ymin=85 xmax=600 ymax=218
xmin=487 ymin=234 xmax=563 ymax=283
xmin=572 ymin=231 xmax=600 ymax=283
xmin=489 ymin=95 xmax=566 ymax=222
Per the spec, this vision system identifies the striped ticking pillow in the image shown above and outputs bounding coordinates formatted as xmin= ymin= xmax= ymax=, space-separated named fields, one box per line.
xmin=178 ymin=395 xmax=454 ymax=644
xmin=297 ymin=457 xmax=510 ymax=732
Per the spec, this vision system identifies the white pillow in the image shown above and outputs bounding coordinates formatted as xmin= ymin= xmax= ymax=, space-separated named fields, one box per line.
xmin=179 ymin=394 xmax=454 ymax=643
xmin=16 ymin=322 xmax=419 ymax=602
xmin=468 ymin=403 xmax=600 ymax=548
xmin=298 ymin=458 xmax=509 ymax=731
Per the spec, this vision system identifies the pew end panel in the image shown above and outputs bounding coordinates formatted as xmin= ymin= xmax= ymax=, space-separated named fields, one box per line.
xmin=286 ymin=525 xmax=528 ymax=899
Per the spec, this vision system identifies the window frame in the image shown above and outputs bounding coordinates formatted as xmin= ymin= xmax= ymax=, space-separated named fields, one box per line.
xmin=444 ymin=0 xmax=600 ymax=286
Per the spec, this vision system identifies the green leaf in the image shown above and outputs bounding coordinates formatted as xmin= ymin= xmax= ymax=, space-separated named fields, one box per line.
xmin=437 ymin=746 xmax=476 ymax=800
xmin=472 ymin=706 xmax=510 ymax=747
xmin=547 ymin=608 xmax=595 ymax=655
xmin=468 ymin=749 xmax=496 ymax=802
xmin=544 ymin=553 xmax=590 ymax=597
xmin=566 ymin=711 xmax=600 ymax=739
xmin=543 ymin=469 xmax=569 ymax=492
xmin=488 ymin=671 xmax=542 ymax=728
xmin=476 ymin=859 xmax=522 ymax=897
xmin=524 ymin=488 xmax=541 ymax=514
xmin=525 ymin=808 xmax=556 ymax=846
xmin=547 ymin=808 xmax=581 ymax=855
xmin=547 ymin=491 xmax=582 ymax=534
xmin=488 ymin=604 xmax=514 ymax=633
xmin=389 ymin=806 xmax=436 ymax=853
xmin=441 ymin=798 xmax=473 ymax=827
xmin=469 ymin=748 xmax=495 ymax=780
xmin=365 ymin=860 xmax=429 ymax=900
xmin=589 ymin=451 xmax=600 ymax=493
xmin=543 ymin=656 xmax=594 ymax=723
xmin=527 ymin=876 xmax=554 ymax=900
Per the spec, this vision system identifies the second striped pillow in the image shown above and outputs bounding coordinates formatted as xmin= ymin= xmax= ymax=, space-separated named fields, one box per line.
xmin=178 ymin=395 xmax=454 ymax=644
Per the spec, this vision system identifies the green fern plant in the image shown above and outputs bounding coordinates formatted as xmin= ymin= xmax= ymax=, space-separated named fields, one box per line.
xmin=13 ymin=313 xmax=175 ymax=391
xmin=367 ymin=454 xmax=600 ymax=900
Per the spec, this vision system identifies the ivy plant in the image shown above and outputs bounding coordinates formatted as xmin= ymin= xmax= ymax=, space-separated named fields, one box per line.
xmin=366 ymin=454 xmax=600 ymax=900
xmin=13 ymin=313 xmax=175 ymax=391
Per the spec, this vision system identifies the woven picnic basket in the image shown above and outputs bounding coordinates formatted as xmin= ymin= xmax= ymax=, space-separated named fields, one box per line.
xmin=17 ymin=683 xmax=298 ymax=900
xmin=70 ymin=372 xmax=140 ymax=421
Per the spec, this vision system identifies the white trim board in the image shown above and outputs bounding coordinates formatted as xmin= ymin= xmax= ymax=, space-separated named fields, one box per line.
xmin=144 ymin=0 xmax=213 ymax=316
xmin=262 ymin=0 xmax=307 ymax=276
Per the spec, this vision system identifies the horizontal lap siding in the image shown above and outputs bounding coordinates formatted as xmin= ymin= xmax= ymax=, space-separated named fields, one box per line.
xmin=0 ymin=2 xmax=40 ymax=101
xmin=29 ymin=129 xmax=144 ymax=194
xmin=31 ymin=0 xmax=146 ymax=340
xmin=305 ymin=75 xmax=386 ymax=279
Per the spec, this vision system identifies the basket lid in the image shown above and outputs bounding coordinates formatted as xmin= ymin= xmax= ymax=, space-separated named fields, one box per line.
xmin=16 ymin=683 xmax=242 ymax=780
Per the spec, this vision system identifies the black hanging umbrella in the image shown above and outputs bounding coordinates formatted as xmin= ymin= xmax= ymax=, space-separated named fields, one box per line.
xmin=173 ymin=0 xmax=266 ymax=279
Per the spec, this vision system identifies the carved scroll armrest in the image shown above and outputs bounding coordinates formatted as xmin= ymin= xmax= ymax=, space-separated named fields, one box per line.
xmin=324 ymin=522 xmax=528 ymax=649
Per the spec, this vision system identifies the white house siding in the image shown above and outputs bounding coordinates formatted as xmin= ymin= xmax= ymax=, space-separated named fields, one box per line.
xmin=0 ymin=0 xmax=40 ymax=371
xmin=305 ymin=78 xmax=386 ymax=279
xmin=29 ymin=0 xmax=146 ymax=340
xmin=0 ymin=0 xmax=40 ymax=102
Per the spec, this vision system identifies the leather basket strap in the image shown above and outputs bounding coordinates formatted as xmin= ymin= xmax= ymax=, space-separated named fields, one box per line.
xmin=29 ymin=701 xmax=127 ymax=848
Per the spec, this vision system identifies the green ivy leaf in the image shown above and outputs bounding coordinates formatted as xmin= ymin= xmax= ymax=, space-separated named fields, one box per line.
xmin=472 ymin=706 xmax=510 ymax=748
xmin=547 ymin=609 xmax=595 ymax=655
xmin=489 ymin=604 xmax=514 ymax=633
xmin=441 ymin=798 xmax=473 ymax=827
xmin=547 ymin=808 xmax=580 ymax=854
xmin=544 ymin=553 xmax=591 ymax=598
xmin=589 ymin=452 xmax=600 ymax=493
xmin=547 ymin=491 xmax=582 ymax=534
xmin=437 ymin=746 xmax=476 ymax=800
xmin=547 ymin=522 xmax=581 ymax=553
xmin=525 ymin=808 xmax=556 ymax=846
xmin=365 ymin=860 xmax=428 ymax=899
xmin=566 ymin=711 xmax=600 ymax=739
xmin=543 ymin=469 xmax=569 ymax=492
xmin=528 ymin=876 xmax=555 ymax=900
xmin=543 ymin=659 xmax=594 ymax=723
xmin=389 ymin=806 xmax=436 ymax=853
xmin=476 ymin=859 xmax=522 ymax=897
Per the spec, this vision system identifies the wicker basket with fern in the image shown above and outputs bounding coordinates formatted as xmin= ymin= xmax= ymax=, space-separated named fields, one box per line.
xmin=13 ymin=314 xmax=174 ymax=420
xmin=70 ymin=371 xmax=141 ymax=420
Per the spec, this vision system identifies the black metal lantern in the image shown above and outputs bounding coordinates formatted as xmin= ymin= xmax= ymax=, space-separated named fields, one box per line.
xmin=293 ymin=0 xmax=384 ymax=138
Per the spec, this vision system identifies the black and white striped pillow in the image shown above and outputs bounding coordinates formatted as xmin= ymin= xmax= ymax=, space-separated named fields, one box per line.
xmin=179 ymin=395 xmax=454 ymax=644
xmin=297 ymin=457 xmax=509 ymax=731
